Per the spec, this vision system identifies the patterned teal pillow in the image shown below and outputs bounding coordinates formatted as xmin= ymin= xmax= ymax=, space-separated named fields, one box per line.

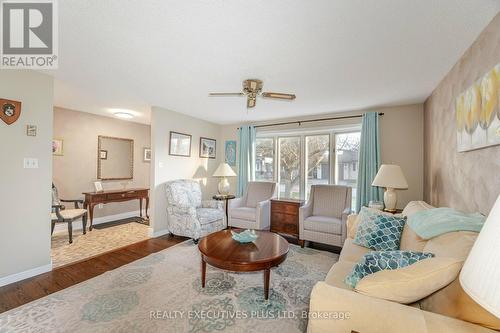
xmin=345 ymin=251 xmax=434 ymax=288
xmin=353 ymin=207 xmax=406 ymax=251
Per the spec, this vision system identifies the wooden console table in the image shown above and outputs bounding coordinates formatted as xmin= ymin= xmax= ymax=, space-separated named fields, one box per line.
xmin=83 ymin=188 xmax=149 ymax=230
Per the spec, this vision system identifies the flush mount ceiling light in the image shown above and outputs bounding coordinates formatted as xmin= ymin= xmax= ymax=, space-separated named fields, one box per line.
xmin=113 ymin=112 xmax=134 ymax=119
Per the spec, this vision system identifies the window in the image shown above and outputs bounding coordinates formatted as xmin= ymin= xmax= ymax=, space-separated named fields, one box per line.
xmin=335 ymin=132 xmax=360 ymax=208
xmin=255 ymin=138 xmax=274 ymax=181
xmin=254 ymin=128 xmax=361 ymax=208
xmin=306 ymin=134 xmax=330 ymax=196
xmin=278 ymin=137 xmax=301 ymax=199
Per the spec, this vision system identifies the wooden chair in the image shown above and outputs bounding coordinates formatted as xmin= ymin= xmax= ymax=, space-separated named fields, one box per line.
xmin=51 ymin=183 xmax=88 ymax=243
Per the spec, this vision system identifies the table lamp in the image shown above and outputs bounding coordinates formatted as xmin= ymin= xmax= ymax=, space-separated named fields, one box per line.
xmin=460 ymin=195 xmax=500 ymax=318
xmin=371 ymin=164 xmax=408 ymax=212
xmin=213 ymin=163 xmax=236 ymax=195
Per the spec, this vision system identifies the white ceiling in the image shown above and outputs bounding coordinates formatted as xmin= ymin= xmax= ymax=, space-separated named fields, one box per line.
xmin=47 ymin=0 xmax=500 ymax=124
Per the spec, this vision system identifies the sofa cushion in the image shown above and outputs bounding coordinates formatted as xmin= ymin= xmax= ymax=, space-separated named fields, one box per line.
xmin=324 ymin=260 xmax=357 ymax=290
xmin=354 ymin=207 xmax=406 ymax=251
xmin=196 ymin=208 xmax=224 ymax=225
xmin=345 ymin=251 xmax=434 ymax=288
xmin=339 ymin=238 xmax=371 ymax=263
xmin=312 ymin=185 xmax=349 ymax=217
xmin=304 ymin=216 xmax=342 ymax=234
xmin=355 ymin=257 xmax=463 ymax=304
xmin=245 ymin=182 xmax=274 ymax=208
xmin=229 ymin=207 xmax=256 ymax=221
xmin=400 ymin=225 xmax=428 ymax=252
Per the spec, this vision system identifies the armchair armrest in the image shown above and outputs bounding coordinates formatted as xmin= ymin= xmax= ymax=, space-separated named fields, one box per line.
xmin=52 ymin=205 xmax=64 ymax=220
xmin=202 ymin=200 xmax=223 ymax=210
xmin=60 ymin=199 xmax=84 ymax=209
xmin=168 ymin=205 xmax=197 ymax=217
xmin=299 ymin=201 xmax=313 ymax=237
xmin=255 ymin=199 xmax=271 ymax=230
xmin=228 ymin=197 xmax=244 ymax=210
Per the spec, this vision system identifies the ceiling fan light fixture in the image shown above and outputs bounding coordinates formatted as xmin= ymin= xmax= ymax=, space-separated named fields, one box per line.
xmin=210 ymin=79 xmax=296 ymax=108
xmin=262 ymin=92 xmax=296 ymax=100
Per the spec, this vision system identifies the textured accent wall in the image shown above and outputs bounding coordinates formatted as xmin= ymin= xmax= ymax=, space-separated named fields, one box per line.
xmin=424 ymin=14 xmax=500 ymax=215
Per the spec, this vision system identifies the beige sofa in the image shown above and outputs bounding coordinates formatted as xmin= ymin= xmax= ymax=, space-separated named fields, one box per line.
xmin=308 ymin=201 xmax=500 ymax=333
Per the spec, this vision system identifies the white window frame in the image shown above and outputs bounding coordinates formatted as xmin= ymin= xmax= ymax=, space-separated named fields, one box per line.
xmin=255 ymin=124 xmax=361 ymax=200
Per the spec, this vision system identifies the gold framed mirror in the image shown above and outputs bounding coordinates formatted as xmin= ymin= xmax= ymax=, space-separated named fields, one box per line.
xmin=97 ymin=135 xmax=134 ymax=180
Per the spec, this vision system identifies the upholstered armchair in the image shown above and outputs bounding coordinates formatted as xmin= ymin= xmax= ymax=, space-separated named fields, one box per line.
xmin=228 ymin=181 xmax=277 ymax=230
xmin=165 ymin=179 xmax=226 ymax=243
xmin=51 ymin=183 xmax=88 ymax=244
xmin=299 ymin=185 xmax=352 ymax=247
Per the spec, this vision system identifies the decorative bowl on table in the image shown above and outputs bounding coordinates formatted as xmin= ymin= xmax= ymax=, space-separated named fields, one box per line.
xmin=231 ymin=229 xmax=258 ymax=243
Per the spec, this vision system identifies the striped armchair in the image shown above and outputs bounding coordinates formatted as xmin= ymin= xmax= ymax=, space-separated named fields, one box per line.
xmin=299 ymin=185 xmax=352 ymax=247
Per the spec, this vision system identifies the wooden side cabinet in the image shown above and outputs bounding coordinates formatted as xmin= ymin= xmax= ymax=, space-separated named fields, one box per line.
xmin=270 ymin=198 xmax=304 ymax=242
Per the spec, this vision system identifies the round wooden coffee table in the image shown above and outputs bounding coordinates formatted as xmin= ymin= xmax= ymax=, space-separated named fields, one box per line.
xmin=198 ymin=229 xmax=289 ymax=300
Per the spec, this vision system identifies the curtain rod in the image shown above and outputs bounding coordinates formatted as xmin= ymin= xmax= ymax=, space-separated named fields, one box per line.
xmin=238 ymin=112 xmax=384 ymax=129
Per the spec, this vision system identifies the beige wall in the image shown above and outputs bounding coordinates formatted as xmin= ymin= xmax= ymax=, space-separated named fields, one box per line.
xmin=220 ymin=104 xmax=424 ymax=209
xmin=150 ymin=107 xmax=222 ymax=234
xmin=424 ymin=14 xmax=500 ymax=215
xmin=0 ymin=71 xmax=53 ymax=282
xmin=53 ymin=107 xmax=150 ymax=218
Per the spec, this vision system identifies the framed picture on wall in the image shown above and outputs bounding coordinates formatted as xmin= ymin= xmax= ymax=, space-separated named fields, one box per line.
xmin=143 ymin=147 xmax=151 ymax=162
xmin=169 ymin=131 xmax=192 ymax=157
xmin=99 ymin=150 xmax=108 ymax=160
xmin=200 ymin=137 xmax=216 ymax=159
xmin=225 ymin=140 xmax=236 ymax=166
xmin=52 ymin=138 xmax=63 ymax=156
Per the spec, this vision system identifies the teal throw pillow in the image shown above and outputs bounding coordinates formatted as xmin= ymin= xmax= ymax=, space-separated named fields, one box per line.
xmin=354 ymin=207 xmax=406 ymax=251
xmin=345 ymin=250 xmax=434 ymax=288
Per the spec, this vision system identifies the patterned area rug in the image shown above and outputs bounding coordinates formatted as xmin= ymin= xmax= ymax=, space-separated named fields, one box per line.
xmin=51 ymin=222 xmax=150 ymax=268
xmin=1 ymin=240 xmax=338 ymax=332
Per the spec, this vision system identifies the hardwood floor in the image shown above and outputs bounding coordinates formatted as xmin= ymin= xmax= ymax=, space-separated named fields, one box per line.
xmin=0 ymin=234 xmax=187 ymax=314
xmin=0 ymin=232 xmax=338 ymax=315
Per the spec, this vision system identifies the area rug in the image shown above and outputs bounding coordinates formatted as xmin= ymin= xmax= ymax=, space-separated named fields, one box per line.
xmin=51 ymin=222 xmax=150 ymax=268
xmin=0 ymin=241 xmax=338 ymax=332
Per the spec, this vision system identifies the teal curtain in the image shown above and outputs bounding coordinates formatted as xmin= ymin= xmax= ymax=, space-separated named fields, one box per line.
xmin=237 ymin=125 xmax=256 ymax=197
xmin=356 ymin=112 xmax=383 ymax=212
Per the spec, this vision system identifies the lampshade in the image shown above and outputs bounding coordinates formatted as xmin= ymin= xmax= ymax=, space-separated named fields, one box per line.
xmin=212 ymin=163 xmax=236 ymax=177
xmin=460 ymin=195 xmax=500 ymax=318
xmin=372 ymin=164 xmax=408 ymax=189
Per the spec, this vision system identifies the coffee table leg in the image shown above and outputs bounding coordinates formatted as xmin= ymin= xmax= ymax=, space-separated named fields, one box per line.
xmin=201 ymin=259 xmax=206 ymax=288
xmin=264 ymin=268 xmax=270 ymax=300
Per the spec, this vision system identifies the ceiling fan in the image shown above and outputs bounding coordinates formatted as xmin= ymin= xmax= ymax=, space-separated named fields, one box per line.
xmin=209 ymin=79 xmax=296 ymax=108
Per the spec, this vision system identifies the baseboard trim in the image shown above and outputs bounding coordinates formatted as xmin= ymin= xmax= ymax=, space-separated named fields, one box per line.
xmin=53 ymin=210 xmax=142 ymax=234
xmin=0 ymin=261 xmax=53 ymax=287
xmin=148 ymin=228 xmax=170 ymax=238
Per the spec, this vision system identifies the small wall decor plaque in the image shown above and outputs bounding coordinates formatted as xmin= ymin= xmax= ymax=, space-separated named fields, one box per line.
xmin=0 ymin=99 xmax=22 ymax=125
xmin=26 ymin=125 xmax=37 ymax=136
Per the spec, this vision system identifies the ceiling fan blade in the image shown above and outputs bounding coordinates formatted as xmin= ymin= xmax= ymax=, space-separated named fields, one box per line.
xmin=247 ymin=97 xmax=256 ymax=108
xmin=209 ymin=92 xmax=244 ymax=97
xmin=262 ymin=92 xmax=296 ymax=100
